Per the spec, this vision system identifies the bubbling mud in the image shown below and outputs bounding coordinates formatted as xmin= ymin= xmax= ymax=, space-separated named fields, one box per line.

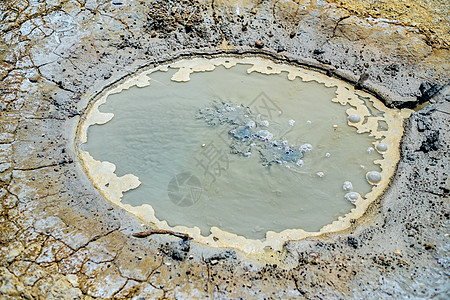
xmin=77 ymin=57 xmax=411 ymax=255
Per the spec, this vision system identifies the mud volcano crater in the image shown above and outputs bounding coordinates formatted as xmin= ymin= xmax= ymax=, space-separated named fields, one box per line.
xmin=77 ymin=56 xmax=410 ymax=253
xmin=2 ymin=0 xmax=449 ymax=298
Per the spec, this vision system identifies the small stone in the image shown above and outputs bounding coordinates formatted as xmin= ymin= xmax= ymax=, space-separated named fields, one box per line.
xmin=306 ymin=120 xmax=312 ymax=124
xmin=394 ymin=249 xmax=402 ymax=255
xmin=150 ymin=30 xmax=157 ymax=38
xmin=325 ymin=152 xmax=331 ymax=158
xmin=366 ymin=171 xmax=382 ymax=184
xmin=316 ymin=172 xmax=325 ymax=178
xmin=367 ymin=147 xmax=375 ymax=154
xmin=277 ymin=45 xmax=285 ymax=53
xmin=348 ymin=114 xmax=361 ymax=123
xmin=255 ymin=40 xmax=264 ymax=48
xmin=420 ymin=131 xmax=440 ymax=152
xmin=185 ymin=22 xmax=193 ymax=33
xmin=313 ymin=48 xmax=325 ymax=55
xmin=288 ymin=119 xmax=295 ymax=126
xmin=417 ymin=119 xmax=426 ymax=132
xmin=347 ymin=237 xmax=358 ymax=249
xmin=202 ymin=144 xmax=206 ymax=147
xmin=210 ymin=259 xmax=218 ymax=265
xmin=28 ymin=73 xmax=40 ymax=83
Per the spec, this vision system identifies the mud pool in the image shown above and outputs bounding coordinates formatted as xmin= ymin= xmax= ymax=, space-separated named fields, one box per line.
xmin=2 ymin=0 xmax=449 ymax=298
xmin=78 ymin=57 xmax=407 ymax=250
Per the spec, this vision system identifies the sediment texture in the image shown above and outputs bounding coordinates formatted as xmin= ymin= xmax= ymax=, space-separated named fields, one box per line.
xmin=0 ymin=0 xmax=449 ymax=298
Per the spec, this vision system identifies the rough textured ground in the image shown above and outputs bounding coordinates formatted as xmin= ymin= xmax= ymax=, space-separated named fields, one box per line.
xmin=0 ymin=0 xmax=449 ymax=299
xmin=328 ymin=0 xmax=449 ymax=48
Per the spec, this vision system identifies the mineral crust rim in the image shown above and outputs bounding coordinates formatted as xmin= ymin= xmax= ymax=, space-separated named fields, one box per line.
xmin=76 ymin=55 xmax=412 ymax=256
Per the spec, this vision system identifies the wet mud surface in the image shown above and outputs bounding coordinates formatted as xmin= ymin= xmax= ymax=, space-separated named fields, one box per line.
xmin=0 ymin=0 xmax=449 ymax=299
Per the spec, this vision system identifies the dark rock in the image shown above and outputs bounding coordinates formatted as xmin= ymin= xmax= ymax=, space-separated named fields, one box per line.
xmin=289 ymin=31 xmax=296 ymax=38
xmin=419 ymin=131 xmax=441 ymax=152
xmin=185 ymin=23 xmax=193 ymax=33
xmin=347 ymin=236 xmax=358 ymax=249
xmin=416 ymin=118 xmax=431 ymax=132
xmin=355 ymin=73 xmax=369 ymax=90
xmin=418 ymin=82 xmax=444 ymax=103
xmin=313 ymin=48 xmax=325 ymax=55
xmin=277 ymin=45 xmax=285 ymax=53
xmin=326 ymin=69 xmax=333 ymax=77
xmin=314 ymin=56 xmax=331 ymax=65
xmin=159 ymin=240 xmax=191 ymax=261
xmin=384 ymin=64 xmax=399 ymax=76
xmin=179 ymin=239 xmax=191 ymax=252
xmin=205 ymin=250 xmax=237 ymax=264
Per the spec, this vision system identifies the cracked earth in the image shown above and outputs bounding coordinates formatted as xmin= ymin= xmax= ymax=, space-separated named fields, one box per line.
xmin=0 ymin=0 xmax=449 ymax=299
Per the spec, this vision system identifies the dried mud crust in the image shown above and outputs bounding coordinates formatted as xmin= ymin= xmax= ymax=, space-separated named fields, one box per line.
xmin=327 ymin=0 xmax=450 ymax=49
xmin=0 ymin=0 xmax=449 ymax=299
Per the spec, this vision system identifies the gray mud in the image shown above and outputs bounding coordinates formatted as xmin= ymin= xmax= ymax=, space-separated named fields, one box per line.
xmin=0 ymin=0 xmax=449 ymax=299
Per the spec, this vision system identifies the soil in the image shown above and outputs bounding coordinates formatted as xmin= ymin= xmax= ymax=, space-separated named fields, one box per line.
xmin=0 ymin=0 xmax=449 ymax=299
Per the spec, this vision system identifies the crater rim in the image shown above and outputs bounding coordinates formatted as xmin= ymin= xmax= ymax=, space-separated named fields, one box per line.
xmin=75 ymin=54 xmax=412 ymax=257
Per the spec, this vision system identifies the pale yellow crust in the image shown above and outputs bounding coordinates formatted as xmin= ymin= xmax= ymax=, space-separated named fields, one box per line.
xmin=76 ymin=57 xmax=412 ymax=261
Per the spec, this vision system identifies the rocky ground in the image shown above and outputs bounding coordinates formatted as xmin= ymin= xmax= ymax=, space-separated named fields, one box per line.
xmin=0 ymin=0 xmax=449 ymax=299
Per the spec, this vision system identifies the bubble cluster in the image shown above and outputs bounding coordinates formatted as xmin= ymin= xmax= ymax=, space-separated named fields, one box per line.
xmin=343 ymin=181 xmax=353 ymax=192
xmin=198 ymin=101 xmax=384 ymax=206
xmin=197 ymin=102 xmax=313 ymax=167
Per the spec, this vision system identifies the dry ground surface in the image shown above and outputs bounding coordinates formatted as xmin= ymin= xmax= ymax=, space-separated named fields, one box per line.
xmin=0 ymin=0 xmax=449 ymax=299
